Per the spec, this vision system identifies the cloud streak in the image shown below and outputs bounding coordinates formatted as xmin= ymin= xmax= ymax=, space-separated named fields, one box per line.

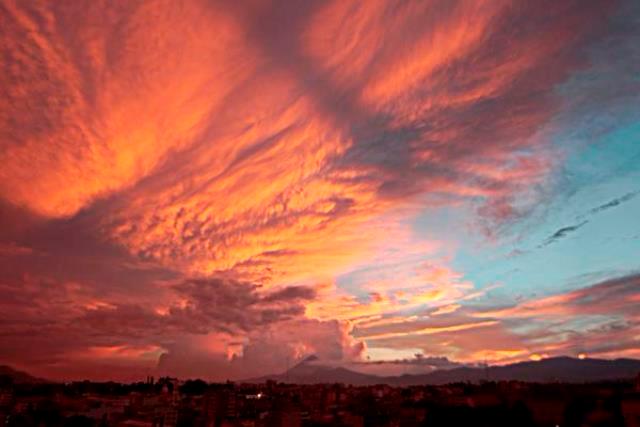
xmin=540 ymin=220 xmax=589 ymax=247
xmin=0 ymin=0 xmax=638 ymax=379
xmin=588 ymin=190 xmax=639 ymax=215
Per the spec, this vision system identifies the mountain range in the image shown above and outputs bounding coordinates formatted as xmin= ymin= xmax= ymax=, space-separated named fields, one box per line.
xmin=248 ymin=355 xmax=640 ymax=386
xmin=2 ymin=356 xmax=640 ymax=385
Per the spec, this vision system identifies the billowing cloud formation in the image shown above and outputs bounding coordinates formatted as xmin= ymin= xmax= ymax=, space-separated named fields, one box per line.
xmin=0 ymin=272 xmax=361 ymax=380
xmin=1 ymin=0 xmax=638 ymax=379
xmin=158 ymin=318 xmax=366 ymax=380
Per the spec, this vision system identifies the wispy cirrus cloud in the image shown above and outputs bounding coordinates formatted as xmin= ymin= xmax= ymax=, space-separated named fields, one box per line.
xmin=587 ymin=190 xmax=639 ymax=216
xmin=539 ymin=220 xmax=589 ymax=247
xmin=1 ymin=0 xmax=616 ymax=281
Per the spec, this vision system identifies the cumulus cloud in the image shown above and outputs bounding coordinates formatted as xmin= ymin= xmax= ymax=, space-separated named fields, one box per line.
xmin=156 ymin=318 xmax=366 ymax=381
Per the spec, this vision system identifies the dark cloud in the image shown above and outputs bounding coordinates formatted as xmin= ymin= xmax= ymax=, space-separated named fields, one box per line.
xmin=540 ymin=220 xmax=589 ymax=247
xmin=262 ymin=285 xmax=317 ymax=303
xmin=171 ymin=278 xmax=316 ymax=333
xmin=0 ymin=273 xmax=318 ymax=378
xmin=361 ymin=354 xmax=466 ymax=369
xmin=537 ymin=190 xmax=639 ymax=249
xmin=588 ymin=190 xmax=639 ymax=215
xmin=563 ymin=272 xmax=640 ymax=314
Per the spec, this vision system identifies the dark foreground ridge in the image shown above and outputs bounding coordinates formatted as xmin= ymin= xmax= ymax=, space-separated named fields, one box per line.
xmin=1 ymin=371 xmax=640 ymax=426
xmin=1 ymin=358 xmax=640 ymax=426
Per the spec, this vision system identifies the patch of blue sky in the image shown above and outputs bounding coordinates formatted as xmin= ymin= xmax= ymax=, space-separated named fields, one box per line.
xmin=410 ymin=118 xmax=639 ymax=307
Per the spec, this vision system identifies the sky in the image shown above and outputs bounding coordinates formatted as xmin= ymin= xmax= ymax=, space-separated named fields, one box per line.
xmin=0 ymin=0 xmax=639 ymax=382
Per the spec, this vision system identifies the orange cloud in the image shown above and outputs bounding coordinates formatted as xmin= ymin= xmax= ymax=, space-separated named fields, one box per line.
xmin=0 ymin=0 xmax=250 ymax=218
xmin=3 ymin=0 xmax=610 ymax=284
xmin=359 ymin=320 xmax=498 ymax=342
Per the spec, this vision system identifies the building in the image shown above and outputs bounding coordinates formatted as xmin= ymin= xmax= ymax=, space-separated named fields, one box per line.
xmin=622 ymin=396 xmax=640 ymax=427
xmin=153 ymin=405 xmax=178 ymax=427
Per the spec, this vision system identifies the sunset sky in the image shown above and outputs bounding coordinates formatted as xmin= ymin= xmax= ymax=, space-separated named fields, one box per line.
xmin=1 ymin=0 xmax=639 ymax=382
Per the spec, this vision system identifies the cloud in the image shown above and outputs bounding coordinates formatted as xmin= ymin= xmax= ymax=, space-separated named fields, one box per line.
xmin=358 ymin=314 xmax=526 ymax=364
xmin=260 ymin=285 xmax=317 ymax=303
xmin=357 ymin=320 xmax=498 ymax=342
xmin=74 ymin=278 xmax=318 ymax=341
xmin=1 ymin=0 xmax=619 ymax=283
xmin=168 ymin=278 xmax=316 ymax=333
xmin=469 ymin=273 xmax=640 ymax=360
xmin=362 ymin=354 xmax=464 ymax=369
xmin=0 ymin=0 xmax=637 ymax=379
xmin=539 ymin=220 xmax=589 ymax=247
xmin=0 ymin=242 xmax=33 ymax=256
xmin=156 ymin=318 xmax=366 ymax=381
xmin=523 ymin=190 xmax=638 ymax=252
xmin=348 ymin=273 xmax=640 ymax=365
xmin=0 ymin=273 xmax=319 ymax=380
xmin=0 ymin=0 xmax=249 ymax=218
xmin=588 ymin=190 xmax=639 ymax=215
xmin=430 ymin=304 xmax=462 ymax=316
xmin=307 ymin=259 xmax=477 ymax=323
xmin=477 ymin=272 xmax=640 ymax=320
xmin=352 ymin=354 xmax=469 ymax=377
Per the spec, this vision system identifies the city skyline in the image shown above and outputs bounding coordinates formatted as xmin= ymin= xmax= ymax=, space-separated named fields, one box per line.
xmin=1 ymin=0 xmax=640 ymax=382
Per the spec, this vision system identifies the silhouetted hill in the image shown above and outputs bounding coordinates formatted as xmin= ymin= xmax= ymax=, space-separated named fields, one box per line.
xmin=246 ymin=356 xmax=640 ymax=386
xmin=393 ymin=357 xmax=640 ymax=385
xmin=0 ymin=365 xmax=45 ymax=383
